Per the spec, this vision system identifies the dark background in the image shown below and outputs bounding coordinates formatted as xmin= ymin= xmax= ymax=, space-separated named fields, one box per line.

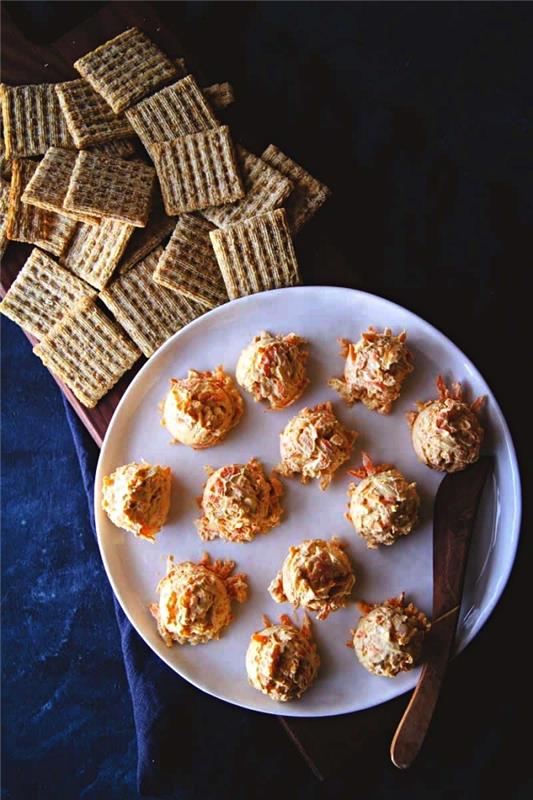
xmin=2 ymin=1 xmax=531 ymax=798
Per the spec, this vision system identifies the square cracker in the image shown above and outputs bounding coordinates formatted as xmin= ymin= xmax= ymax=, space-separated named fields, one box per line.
xmin=202 ymin=145 xmax=292 ymax=228
xmin=153 ymin=214 xmax=228 ymax=309
xmin=118 ymin=189 xmax=174 ymax=274
xmin=33 ymin=297 xmax=140 ymax=408
xmin=63 ymin=150 xmax=155 ymax=227
xmin=152 ymin=125 xmax=243 ymax=215
xmin=59 ymin=218 xmax=134 ymax=290
xmin=0 ymin=83 xmax=73 ymax=159
xmin=261 ymin=144 xmax=331 ymax=233
xmin=6 ymin=159 xmax=78 ymax=257
xmin=21 ymin=147 xmax=100 ymax=225
xmin=90 ymin=138 xmax=136 ymax=159
xmin=209 ymin=208 xmax=300 ymax=300
xmin=0 ymin=247 xmax=96 ymax=338
xmin=125 ymin=75 xmax=218 ymax=152
xmin=0 ymin=177 xmax=11 ymax=257
xmin=74 ymin=27 xmax=177 ymax=114
xmin=99 ymin=246 xmax=204 ymax=357
xmin=55 ymin=79 xmax=134 ymax=148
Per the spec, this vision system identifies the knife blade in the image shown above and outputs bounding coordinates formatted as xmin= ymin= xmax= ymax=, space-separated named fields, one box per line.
xmin=390 ymin=456 xmax=492 ymax=769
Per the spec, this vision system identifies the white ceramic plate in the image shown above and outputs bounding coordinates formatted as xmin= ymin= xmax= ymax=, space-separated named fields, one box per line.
xmin=95 ymin=287 xmax=521 ymax=717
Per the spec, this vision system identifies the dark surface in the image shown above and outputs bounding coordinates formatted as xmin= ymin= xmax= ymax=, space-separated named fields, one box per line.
xmin=2 ymin=1 xmax=532 ymax=798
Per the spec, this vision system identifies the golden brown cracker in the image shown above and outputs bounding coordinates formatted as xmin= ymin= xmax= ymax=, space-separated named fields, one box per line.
xmin=73 ymin=27 xmax=177 ymax=114
xmin=100 ymin=246 xmax=204 ymax=357
xmin=153 ymin=213 xmax=228 ymax=309
xmin=0 ymin=247 xmax=96 ymax=338
xmin=33 ymin=297 xmax=140 ymax=407
xmin=261 ymin=144 xmax=331 ymax=232
xmin=55 ymin=79 xmax=134 ymax=148
xmin=59 ymin=218 xmax=134 ymax=290
xmin=152 ymin=125 xmax=243 ymax=215
xmin=63 ymin=149 xmax=155 ymax=227
xmin=209 ymin=208 xmax=300 ymax=299
xmin=0 ymin=83 xmax=74 ymax=159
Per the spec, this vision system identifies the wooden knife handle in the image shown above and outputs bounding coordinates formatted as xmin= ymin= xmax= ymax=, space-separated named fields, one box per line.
xmin=390 ymin=606 xmax=459 ymax=769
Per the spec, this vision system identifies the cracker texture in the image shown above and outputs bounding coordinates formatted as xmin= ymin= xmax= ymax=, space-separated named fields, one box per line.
xmin=33 ymin=297 xmax=140 ymax=407
xmin=152 ymin=126 xmax=243 ymax=215
xmin=261 ymin=144 xmax=331 ymax=232
xmin=1 ymin=83 xmax=73 ymax=159
xmin=60 ymin=218 xmax=134 ymax=290
xmin=21 ymin=147 xmax=100 ymax=225
xmin=55 ymin=79 xmax=134 ymax=148
xmin=7 ymin=159 xmax=78 ymax=256
xmin=125 ymin=75 xmax=218 ymax=151
xmin=153 ymin=213 xmax=228 ymax=309
xmin=74 ymin=27 xmax=177 ymax=114
xmin=63 ymin=150 xmax=155 ymax=227
xmin=202 ymin=145 xmax=292 ymax=228
xmin=100 ymin=246 xmax=204 ymax=357
xmin=0 ymin=247 xmax=96 ymax=338
xmin=209 ymin=208 xmax=300 ymax=299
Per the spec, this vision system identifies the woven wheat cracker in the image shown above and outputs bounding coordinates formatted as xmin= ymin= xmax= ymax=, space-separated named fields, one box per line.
xmin=125 ymin=75 xmax=218 ymax=152
xmin=118 ymin=189 xmax=174 ymax=274
xmin=7 ymin=159 xmax=78 ymax=256
xmin=33 ymin=297 xmax=140 ymax=407
xmin=63 ymin=150 xmax=155 ymax=227
xmin=55 ymin=79 xmax=134 ymax=148
xmin=202 ymin=145 xmax=292 ymax=228
xmin=0 ymin=83 xmax=74 ymax=159
xmin=202 ymin=82 xmax=234 ymax=111
xmin=0 ymin=177 xmax=11 ymax=257
xmin=152 ymin=125 xmax=243 ymax=215
xmin=59 ymin=218 xmax=134 ymax=290
xmin=261 ymin=144 xmax=331 ymax=233
xmin=21 ymin=147 xmax=100 ymax=225
xmin=153 ymin=214 xmax=228 ymax=309
xmin=100 ymin=246 xmax=204 ymax=357
xmin=0 ymin=247 xmax=96 ymax=338
xmin=209 ymin=208 xmax=300 ymax=300
xmin=74 ymin=27 xmax=177 ymax=114
xmin=90 ymin=139 xmax=136 ymax=159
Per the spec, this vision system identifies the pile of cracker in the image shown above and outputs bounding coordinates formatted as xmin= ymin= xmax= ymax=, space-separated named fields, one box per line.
xmin=0 ymin=27 xmax=330 ymax=408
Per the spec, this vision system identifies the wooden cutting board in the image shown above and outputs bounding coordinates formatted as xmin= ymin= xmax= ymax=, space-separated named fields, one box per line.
xmin=0 ymin=1 xmax=409 ymax=780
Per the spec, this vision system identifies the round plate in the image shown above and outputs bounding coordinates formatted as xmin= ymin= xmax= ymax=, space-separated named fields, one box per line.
xmin=95 ymin=287 xmax=521 ymax=717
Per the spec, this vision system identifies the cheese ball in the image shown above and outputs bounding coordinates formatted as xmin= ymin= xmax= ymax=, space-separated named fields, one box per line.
xmin=196 ymin=458 xmax=284 ymax=543
xmin=352 ymin=595 xmax=431 ymax=677
xmin=236 ymin=331 xmax=309 ymax=410
xmin=408 ymin=376 xmax=485 ymax=472
xmin=346 ymin=453 xmax=420 ymax=549
xmin=150 ymin=553 xmax=248 ymax=646
xmin=101 ymin=461 xmax=171 ymax=541
xmin=277 ymin=401 xmax=357 ymax=490
xmin=160 ymin=366 xmax=244 ymax=449
xmin=269 ymin=537 xmax=355 ymax=620
xmin=329 ymin=326 xmax=413 ymax=414
xmin=246 ymin=614 xmax=320 ymax=701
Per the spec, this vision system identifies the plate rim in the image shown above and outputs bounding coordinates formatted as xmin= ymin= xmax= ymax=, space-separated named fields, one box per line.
xmin=94 ymin=285 xmax=522 ymax=717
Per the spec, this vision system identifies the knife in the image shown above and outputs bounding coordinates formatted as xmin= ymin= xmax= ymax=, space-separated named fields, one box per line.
xmin=390 ymin=455 xmax=492 ymax=769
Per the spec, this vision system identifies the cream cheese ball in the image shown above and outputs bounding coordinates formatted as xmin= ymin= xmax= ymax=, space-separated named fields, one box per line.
xmin=269 ymin=537 xmax=355 ymax=620
xmin=329 ymin=326 xmax=413 ymax=414
xmin=236 ymin=331 xmax=309 ymax=410
xmin=160 ymin=366 xmax=244 ymax=449
xmin=196 ymin=458 xmax=284 ymax=542
xmin=407 ymin=376 xmax=485 ymax=473
xmin=346 ymin=453 xmax=420 ymax=549
xmin=150 ymin=553 xmax=248 ymax=646
xmin=101 ymin=461 xmax=171 ymax=542
xmin=277 ymin=401 xmax=358 ymax=490
xmin=351 ymin=594 xmax=431 ymax=677
xmin=246 ymin=614 xmax=320 ymax=701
